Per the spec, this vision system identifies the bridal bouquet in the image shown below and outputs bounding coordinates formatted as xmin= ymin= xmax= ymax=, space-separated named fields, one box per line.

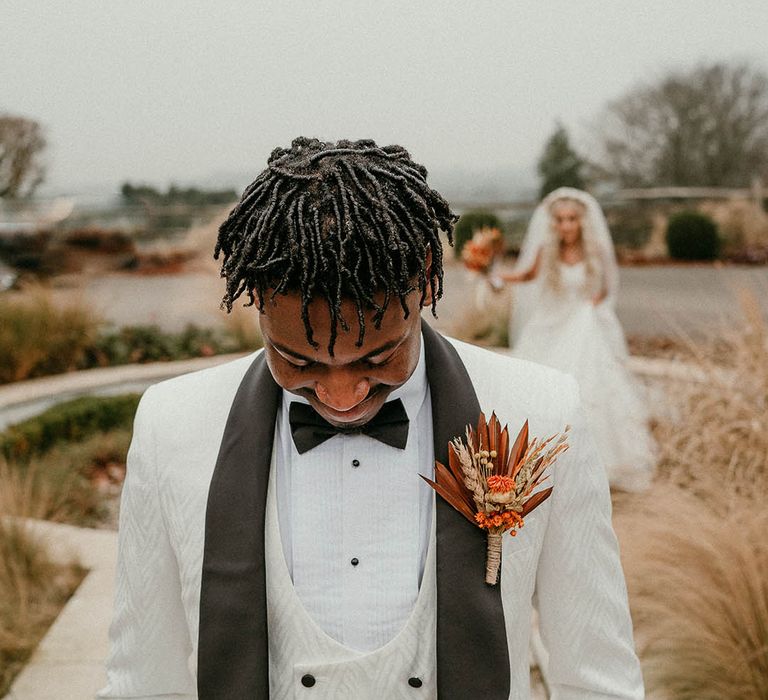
xmin=461 ymin=226 xmax=504 ymax=274
xmin=423 ymin=412 xmax=570 ymax=584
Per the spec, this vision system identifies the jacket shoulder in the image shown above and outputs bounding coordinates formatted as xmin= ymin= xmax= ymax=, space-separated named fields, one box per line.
xmin=137 ymin=351 xmax=262 ymax=426
xmin=445 ymin=336 xmax=579 ymax=426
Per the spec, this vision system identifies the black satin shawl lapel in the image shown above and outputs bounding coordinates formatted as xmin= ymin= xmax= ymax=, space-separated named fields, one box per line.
xmin=422 ymin=321 xmax=511 ymax=698
xmin=198 ymin=351 xmax=279 ymax=699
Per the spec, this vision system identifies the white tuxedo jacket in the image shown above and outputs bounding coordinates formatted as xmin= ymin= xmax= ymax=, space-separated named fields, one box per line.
xmin=98 ymin=332 xmax=643 ymax=699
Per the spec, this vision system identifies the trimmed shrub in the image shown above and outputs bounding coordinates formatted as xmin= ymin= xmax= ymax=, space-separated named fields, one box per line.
xmin=87 ymin=323 xmax=253 ymax=367
xmin=453 ymin=210 xmax=502 ymax=258
xmin=0 ymin=394 xmax=140 ymax=462
xmin=665 ymin=211 xmax=720 ymax=260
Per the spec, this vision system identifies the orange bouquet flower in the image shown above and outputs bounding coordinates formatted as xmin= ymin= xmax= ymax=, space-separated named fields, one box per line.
xmin=461 ymin=226 xmax=504 ymax=274
xmin=422 ymin=412 xmax=570 ymax=584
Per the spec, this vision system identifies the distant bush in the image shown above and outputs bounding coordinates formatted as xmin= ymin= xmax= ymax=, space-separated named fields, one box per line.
xmin=666 ymin=211 xmax=720 ymax=260
xmin=0 ymin=230 xmax=52 ymax=271
xmin=62 ymin=228 xmax=135 ymax=254
xmin=453 ymin=210 xmax=502 ymax=258
xmin=0 ymin=394 xmax=140 ymax=462
xmin=121 ymin=182 xmax=238 ymax=206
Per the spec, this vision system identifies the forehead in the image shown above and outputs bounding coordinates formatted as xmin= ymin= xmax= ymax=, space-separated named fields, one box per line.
xmin=551 ymin=200 xmax=583 ymax=217
xmin=259 ymin=289 xmax=420 ymax=357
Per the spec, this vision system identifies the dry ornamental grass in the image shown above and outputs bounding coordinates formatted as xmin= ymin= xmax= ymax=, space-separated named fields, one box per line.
xmin=615 ymin=291 xmax=768 ymax=699
xmin=0 ymin=286 xmax=99 ymax=383
xmin=0 ymin=462 xmax=84 ymax=695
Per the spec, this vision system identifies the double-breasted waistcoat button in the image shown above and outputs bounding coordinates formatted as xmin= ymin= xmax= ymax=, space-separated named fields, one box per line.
xmin=408 ymin=676 xmax=423 ymax=688
xmin=301 ymin=673 xmax=316 ymax=687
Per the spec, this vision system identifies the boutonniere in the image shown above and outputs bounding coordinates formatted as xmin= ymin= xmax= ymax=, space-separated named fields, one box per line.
xmin=422 ymin=412 xmax=570 ymax=585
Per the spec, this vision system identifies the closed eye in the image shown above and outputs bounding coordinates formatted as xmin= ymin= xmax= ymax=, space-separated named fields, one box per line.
xmin=273 ymin=348 xmax=313 ymax=369
xmin=287 ymin=358 xmax=316 ymax=370
xmin=361 ymin=350 xmax=397 ymax=367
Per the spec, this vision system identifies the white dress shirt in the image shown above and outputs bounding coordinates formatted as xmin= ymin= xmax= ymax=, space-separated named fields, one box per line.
xmin=274 ymin=336 xmax=434 ymax=653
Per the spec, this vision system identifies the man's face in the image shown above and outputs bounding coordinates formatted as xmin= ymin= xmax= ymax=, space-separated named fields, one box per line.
xmin=259 ymin=289 xmax=425 ymax=429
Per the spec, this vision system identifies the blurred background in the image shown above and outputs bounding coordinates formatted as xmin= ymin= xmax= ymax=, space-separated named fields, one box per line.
xmin=1 ymin=2 xmax=767 ymax=698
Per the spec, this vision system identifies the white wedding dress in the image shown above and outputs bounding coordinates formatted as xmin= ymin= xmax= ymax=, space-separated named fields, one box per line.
xmin=511 ymin=261 xmax=655 ymax=492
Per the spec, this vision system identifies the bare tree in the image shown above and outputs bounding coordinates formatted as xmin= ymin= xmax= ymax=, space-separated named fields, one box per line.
xmin=595 ymin=61 xmax=768 ymax=188
xmin=0 ymin=113 xmax=46 ymax=198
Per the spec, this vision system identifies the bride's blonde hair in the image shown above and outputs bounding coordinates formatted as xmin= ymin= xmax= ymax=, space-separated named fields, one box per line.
xmin=542 ymin=197 xmax=602 ymax=296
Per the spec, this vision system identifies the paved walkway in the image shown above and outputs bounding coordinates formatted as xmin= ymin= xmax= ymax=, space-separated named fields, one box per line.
xmin=42 ymin=263 xmax=768 ymax=336
xmin=0 ymin=354 xmax=248 ymax=430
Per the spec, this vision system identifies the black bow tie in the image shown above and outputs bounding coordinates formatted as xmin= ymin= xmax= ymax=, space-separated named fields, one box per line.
xmin=288 ymin=398 xmax=410 ymax=455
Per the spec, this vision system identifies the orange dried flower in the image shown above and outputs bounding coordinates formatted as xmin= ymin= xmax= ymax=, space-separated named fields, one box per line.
xmin=487 ymin=475 xmax=516 ymax=493
xmin=474 ymin=510 xmax=524 ymax=532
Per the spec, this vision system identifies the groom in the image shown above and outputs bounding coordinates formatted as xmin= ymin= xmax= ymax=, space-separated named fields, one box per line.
xmin=99 ymin=138 xmax=644 ymax=699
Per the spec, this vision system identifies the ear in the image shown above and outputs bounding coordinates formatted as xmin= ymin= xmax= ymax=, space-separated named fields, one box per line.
xmin=421 ymin=246 xmax=434 ymax=308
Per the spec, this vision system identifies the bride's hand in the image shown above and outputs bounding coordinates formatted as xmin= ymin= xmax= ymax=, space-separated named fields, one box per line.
xmin=488 ymin=275 xmax=506 ymax=292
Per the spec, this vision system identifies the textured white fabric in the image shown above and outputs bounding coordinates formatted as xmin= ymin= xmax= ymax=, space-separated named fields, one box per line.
xmin=275 ymin=339 xmax=433 ymax=652
xmin=98 ymin=336 xmax=644 ymax=699
xmin=511 ymin=261 xmax=655 ymax=492
xmin=267 ymin=459 xmax=437 ymax=698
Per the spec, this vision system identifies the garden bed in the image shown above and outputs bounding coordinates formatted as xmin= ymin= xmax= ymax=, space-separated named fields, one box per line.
xmin=0 ymin=288 xmax=261 ymax=385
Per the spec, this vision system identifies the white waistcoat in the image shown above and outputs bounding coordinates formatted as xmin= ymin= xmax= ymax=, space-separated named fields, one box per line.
xmin=266 ymin=468 xmax=438 ymax=699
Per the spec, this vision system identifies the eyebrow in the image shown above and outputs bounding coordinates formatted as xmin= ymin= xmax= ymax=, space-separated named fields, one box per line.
xmin=272 ymin=336 xmax=406 ymax=363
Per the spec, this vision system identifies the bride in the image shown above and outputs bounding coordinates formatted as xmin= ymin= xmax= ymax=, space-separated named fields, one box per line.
xmin=498 ymin=187 xmax=655 ymax=492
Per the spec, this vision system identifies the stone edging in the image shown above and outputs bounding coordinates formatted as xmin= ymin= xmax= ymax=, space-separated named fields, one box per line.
xmin=0 ymin=353 xmax=249 ymax=413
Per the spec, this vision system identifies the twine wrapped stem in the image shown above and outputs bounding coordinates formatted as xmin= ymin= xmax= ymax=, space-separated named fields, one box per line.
xmin=485 ymin=532 xmax=503 ymax=585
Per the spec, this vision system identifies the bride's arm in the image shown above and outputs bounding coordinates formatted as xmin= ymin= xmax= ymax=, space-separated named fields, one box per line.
xmin=498 ymin=248 xmax=542 ymax=283
xmin=596 ymin=240 xmax=620 ymax=306
xmin=591 ymin=287 xmax=608 ymax=305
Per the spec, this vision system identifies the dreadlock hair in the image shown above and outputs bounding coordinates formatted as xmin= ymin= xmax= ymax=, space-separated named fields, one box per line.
xmin=214 ymin=137 xmax=458 ymax=354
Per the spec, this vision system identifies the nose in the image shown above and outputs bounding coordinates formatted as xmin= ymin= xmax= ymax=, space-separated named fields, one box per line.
xmin=315 ymin=374 xmax=371 ymax=412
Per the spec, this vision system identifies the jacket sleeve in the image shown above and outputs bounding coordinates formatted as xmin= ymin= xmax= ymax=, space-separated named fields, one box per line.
xmin=97 ymin=386 xmax=197 ymax=699
xmin=533 ymin=377 xmax=644 ymax=699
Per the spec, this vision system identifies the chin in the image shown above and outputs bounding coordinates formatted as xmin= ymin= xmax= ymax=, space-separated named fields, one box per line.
xmin=312 ymin=390 xmax=389 ymax=428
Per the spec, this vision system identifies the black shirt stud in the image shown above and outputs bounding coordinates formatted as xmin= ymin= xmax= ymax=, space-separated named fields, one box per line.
xmin=408 ymin=677 xmax=423 ymax=688
xmin=301 ymin=673 xmax=316 ymax=687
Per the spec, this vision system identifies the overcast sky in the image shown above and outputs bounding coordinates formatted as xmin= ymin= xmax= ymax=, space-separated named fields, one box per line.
xmin=2 ymin=1 xmax=767 ymax=197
